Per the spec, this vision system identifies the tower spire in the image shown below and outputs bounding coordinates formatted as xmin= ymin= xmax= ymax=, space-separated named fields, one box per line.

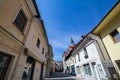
xmin=71 ymin=37 xmax=74 ymax=44
xmin=69 ymin=37 xmax=75 ymax=49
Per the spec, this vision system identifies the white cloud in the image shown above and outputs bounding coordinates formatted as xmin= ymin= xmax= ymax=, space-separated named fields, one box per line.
xmin=49 ymin=33 xmax=81 ymax=49
xmin=48 ymin=32 xmax=82 ymax=61
xmin=63 ymin=33 xmax=81 ymax=44
xmin=53 ymin=53 xmax=63 ymax=61
xmin=50 ymin=40 xmax=68 ymax=49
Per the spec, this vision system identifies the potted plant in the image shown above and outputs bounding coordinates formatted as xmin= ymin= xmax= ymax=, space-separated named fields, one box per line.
xmin=84 ymin=54 xmax=88 ymax=59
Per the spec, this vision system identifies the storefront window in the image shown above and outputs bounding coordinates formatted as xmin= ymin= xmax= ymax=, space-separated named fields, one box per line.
xmin=76 ymin=66 xmax=81 ymax=74
xmin=22 ymin=57 xmax=35 ymax=80
xmin=84 ymin=64 xmax=92 ymax=76
xmin=0 ymin=53 xmax=11 ymax=80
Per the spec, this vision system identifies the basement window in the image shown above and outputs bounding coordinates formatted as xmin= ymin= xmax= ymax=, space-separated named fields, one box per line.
xmin=110 ymin=29 xmax=120 ymax=43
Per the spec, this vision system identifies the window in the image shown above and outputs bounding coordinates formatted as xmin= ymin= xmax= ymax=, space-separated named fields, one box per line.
xmin=71 ymin=65 xmax=76 ymax=75
xmin=36 ymin=38 xmax=40 ymax=48
xmin=84 ymin=64 xmax=92 ymax=76
xmin=110 ymin=29 xmax=120 ymax=43
xmin=42 ymin=48 xmax=44 ymax=54
xmin=45 ymin=52 xmax=47 ymax=58
xmin=0 ymin=53 xmax=11 ymax=80
xmin=76 ymin=66 xmax=81 ymax=74
xmin=74 ymin=56 xmax=76 ymax=63
xmin=115 ymin=60 xmax=120 ymax=70
xmin=78 ymin=53 xmax=80 ymax=61
xmin=13 ymin=9 xmax=27 ymax=31
xmin=22 ymin=57 xmax=35 ymax=80
xmin=75 ymin=55 xmax=79 ymax=63
xmin=84 ymin=48 xmax=88 ymax=59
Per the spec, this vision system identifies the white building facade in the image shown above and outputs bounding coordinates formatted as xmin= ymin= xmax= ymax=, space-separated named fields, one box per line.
xmin=74 ymin=41 xmax=108 ymax=80
xmin=67 ymin=34 xmax=117 ymax=80
xmin=62 ymin=38 xmax=75 ymax=74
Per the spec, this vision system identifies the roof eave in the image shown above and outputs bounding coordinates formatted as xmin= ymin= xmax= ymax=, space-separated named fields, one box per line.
xmin=92 ymin=1 xmax=120 ymax=34
xmin=26 ymin=0 xmax=41 ymax=18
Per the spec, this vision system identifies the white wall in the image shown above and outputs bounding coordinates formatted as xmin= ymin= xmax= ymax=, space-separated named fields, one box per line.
xmin=74 ymin=42 xmax=107 ymax=80
xmin=75 ymin=54 xmax=79 ymax=63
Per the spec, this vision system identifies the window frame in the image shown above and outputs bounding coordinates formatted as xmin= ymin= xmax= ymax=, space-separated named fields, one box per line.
xmin=13 ymin=9 xmax=27 ymax=32
xmin=84 ymin=48 xmax=89 ymax=59
xmin=76 ymin=66 xmax=81 ymax=74
xmin=115 ymin=60 xmax=120 ymax=70
xmin=74 ymin=56 xmax=76 ymax=63
xmin=78 ymin=53 xmax=80 ymax=61
xmin=22 ymin=57 xmax=35 ymax=80
xmin=36 ymin=38 xmax=40 ymax=48
xmin=75 ymin=54 xmax=79 ymax=63
xmin=110 ymin=29 xmax=120 ymax=43
xmin=42 ymin=48 xmax=44 ymax=54
xmin=84 ymin=63 xmax=92 ymax=76
xmin=0 ymin=52 xmax=12 ymax=80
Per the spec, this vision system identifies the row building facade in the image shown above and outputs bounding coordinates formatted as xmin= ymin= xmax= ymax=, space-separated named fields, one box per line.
xmin=92 ymin=1 xmax=120 ymax=78
xmin=63 ymin=1 xmax=120 ymax=80
xmin=0 ymin=0 xmax=53 ymax=80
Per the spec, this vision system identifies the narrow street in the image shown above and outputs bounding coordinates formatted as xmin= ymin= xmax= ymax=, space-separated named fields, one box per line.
xmin=45 ymin=72 xmax=81 ymax=80
xmin=0 ymin=0 xmax=120 ymax=80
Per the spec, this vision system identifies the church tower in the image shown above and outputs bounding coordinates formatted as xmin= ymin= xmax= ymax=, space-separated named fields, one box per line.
xmin=69 ymin=37 xmax=75 ymax=48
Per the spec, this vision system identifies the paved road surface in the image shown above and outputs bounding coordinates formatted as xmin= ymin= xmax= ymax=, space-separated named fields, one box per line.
xmin=45 ymin=72 xmax=81 ymax=80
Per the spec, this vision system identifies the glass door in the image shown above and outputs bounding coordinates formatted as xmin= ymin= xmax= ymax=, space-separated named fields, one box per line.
xmin=22 ymin=57 xmax=35 ymax=80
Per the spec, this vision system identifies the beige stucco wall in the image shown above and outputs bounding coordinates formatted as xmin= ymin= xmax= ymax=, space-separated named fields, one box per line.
xmin=24 ymin=17 xmax=49 ymax=79
xmin=32 ymin=18 xmax=49 ymax=55
xmin=0 ymin=27 xmax=23 ymax=80
xmin=0 ymin=0 xmax=26 ymax=79
xmin=12 ymin=48 xmax=27 ymax=80
xmin=0 ymin=0 xmax=32 ymax=43
xmin=100 ymin=13 xmax=120 ymax=75
xmin=25 ymin=19 xmax=46 ymax=62
xmin=0 ymin=0 xmax=42 ymax=80
xmin=33 ymin=61 xmax=41 ymax=80
xmin=0 ymin=0 xmax=49 ymax=80
xmin=0 ymin=0 xmax=34 ymax=45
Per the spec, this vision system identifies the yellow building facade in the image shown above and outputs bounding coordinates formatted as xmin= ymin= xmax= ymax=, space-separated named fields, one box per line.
xmin=93 ymin=1 xmax=120 ymax=76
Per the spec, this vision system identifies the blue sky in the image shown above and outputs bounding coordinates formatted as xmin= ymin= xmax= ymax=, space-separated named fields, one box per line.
xmin=36 ymin=0 xmax=117 ymax=61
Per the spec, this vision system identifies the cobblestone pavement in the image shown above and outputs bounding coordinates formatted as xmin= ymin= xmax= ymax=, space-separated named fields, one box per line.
xmin=45 ymin=72 xmax=81 ymax=80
